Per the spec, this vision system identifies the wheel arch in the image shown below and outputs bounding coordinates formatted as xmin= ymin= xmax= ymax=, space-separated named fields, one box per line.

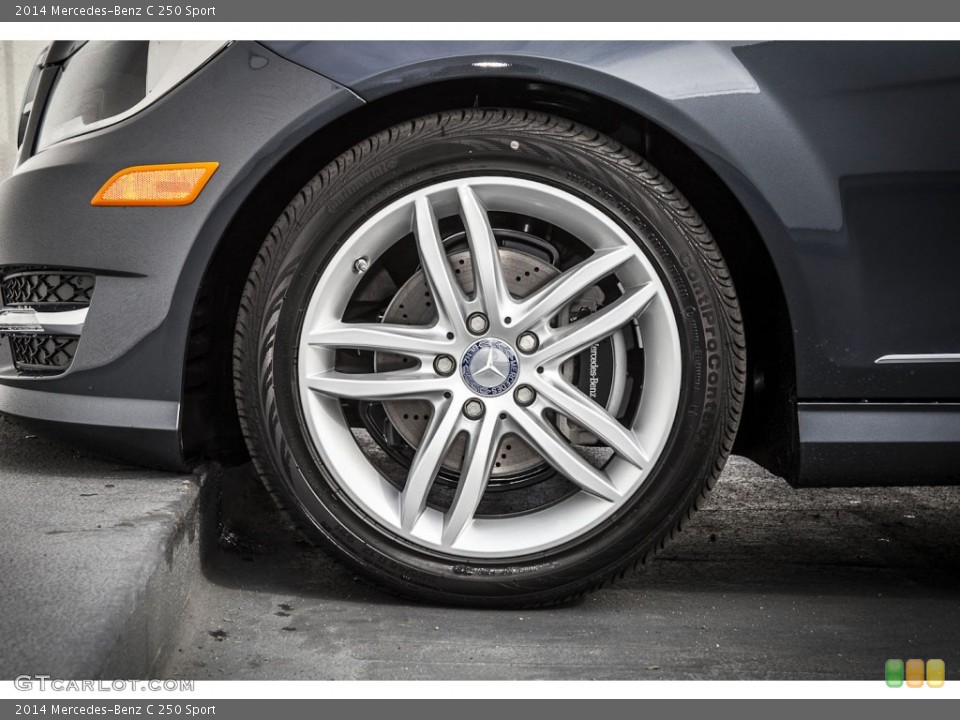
xmin=182 ymin=74 xmax=799 ymax=480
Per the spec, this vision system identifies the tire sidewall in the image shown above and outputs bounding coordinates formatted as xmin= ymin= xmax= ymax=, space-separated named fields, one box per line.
xmin=246 ymin=111 xmax=736 ymax=603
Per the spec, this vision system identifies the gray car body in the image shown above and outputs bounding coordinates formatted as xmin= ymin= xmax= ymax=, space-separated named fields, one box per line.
xmin=1 ymin=40 xmax=958 ymax=484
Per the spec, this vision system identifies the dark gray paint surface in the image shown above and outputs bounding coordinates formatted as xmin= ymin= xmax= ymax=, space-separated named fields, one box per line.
xmin=2 ymin=40 xmax=959 ymax=481
xmin=266 ymin=40 xmax=960 ymax=401
xmin=798 ymin=403 xmax=960 ymax=486
xmin=0 ymin=43 xmax=361 ymax=464
xmin=1 ymin=42 xmax=358 ymax=399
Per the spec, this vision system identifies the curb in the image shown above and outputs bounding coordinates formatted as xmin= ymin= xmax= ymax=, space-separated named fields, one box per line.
xmin=0 ymin=415 xmax=210 ymax=680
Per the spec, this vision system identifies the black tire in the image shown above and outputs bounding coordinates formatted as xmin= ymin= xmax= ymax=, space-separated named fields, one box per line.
xmin=234 ymin=108 xmax=745 ymax=607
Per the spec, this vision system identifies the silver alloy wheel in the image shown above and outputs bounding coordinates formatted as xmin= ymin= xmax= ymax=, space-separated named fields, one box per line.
xmin=297 ymin=177 xmax=682 ymax=558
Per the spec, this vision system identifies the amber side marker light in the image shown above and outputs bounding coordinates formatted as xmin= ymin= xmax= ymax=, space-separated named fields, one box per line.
xmin=91 ymin=162 xmax=219 ymax=207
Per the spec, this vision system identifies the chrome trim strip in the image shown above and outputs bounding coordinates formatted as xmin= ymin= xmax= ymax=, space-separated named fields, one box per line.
xmin=875 ymin=353 xmax=960 ymax=364
xmin=0 ymin=308 xmax=42 ymax=332
xmin=0 ymin=307 xmax=87 ymax=336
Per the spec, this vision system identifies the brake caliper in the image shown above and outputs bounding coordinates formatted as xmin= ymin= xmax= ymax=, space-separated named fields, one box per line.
xmin=558 ymin=287 xmax=627 ymax=445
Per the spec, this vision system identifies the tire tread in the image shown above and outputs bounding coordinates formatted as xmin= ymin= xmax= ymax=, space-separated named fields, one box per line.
xmin=234 ymin=108 xmax=746 ymax=607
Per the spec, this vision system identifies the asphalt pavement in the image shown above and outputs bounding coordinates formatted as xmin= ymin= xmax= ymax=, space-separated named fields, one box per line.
xmin=3 ymin=411 xmax=959 ymax=681
xmin=162 ymin=455 xmax=960 ymax=681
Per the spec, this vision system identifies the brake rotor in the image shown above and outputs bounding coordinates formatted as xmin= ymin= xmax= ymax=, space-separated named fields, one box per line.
xmin=377 ymin=248 xmax=558 ymax=476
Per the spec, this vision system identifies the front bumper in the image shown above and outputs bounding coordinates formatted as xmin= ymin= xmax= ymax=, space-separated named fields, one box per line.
xmin=0 ymin=41 xmax=361 ymax=468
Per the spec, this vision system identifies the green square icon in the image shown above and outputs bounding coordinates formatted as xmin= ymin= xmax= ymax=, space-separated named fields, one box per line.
xmin=886 ymin=659 xmax=905 ymax=687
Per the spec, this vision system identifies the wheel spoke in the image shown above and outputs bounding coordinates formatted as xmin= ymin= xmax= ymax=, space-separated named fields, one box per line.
xmin=536 ymin=378 xmax=649 ymax=469
xmin=512 ymin=246 xmax=635 ymax=331
xmin=297 ymin=175 xmax=686 ymax=559
xmin=458 ymin=185 xmax=511 ymax=316
xmin=305 ymin=369 xmax=446 ymax=401
xmin=441 ymin=412 xmax=502 ymax=547
xmin=414 ymin=196 xmax=467 ymax=331
xmin=512 ymin=409 xmax=621 ymax=502
xmin=538 ymin=283 xmax=658 ymax=362
xmin=400 ymin=400 xmax=462 ymax=531
xmin=307 ymin=322 xmax=452 ymax=358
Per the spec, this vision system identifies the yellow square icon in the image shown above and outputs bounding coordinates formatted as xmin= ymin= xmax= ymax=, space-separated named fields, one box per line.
xmin=927 ymin=659 xmax=945 ymax=688
xmin=906 ymin=658 xmax=925 ymax=687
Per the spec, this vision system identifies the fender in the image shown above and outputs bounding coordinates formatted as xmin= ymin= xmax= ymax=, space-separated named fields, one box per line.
xmin=264 ymin=40 xmax=960 ymax=403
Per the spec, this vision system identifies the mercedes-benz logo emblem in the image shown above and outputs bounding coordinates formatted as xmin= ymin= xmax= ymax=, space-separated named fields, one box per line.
xmin=460 ymin=338 xmax=520 ymax=396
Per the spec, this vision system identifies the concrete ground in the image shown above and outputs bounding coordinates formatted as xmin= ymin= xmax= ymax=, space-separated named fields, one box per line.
xmin=163 ymin=456 xmax=960 ymax=681
xmin=3 ymin=410 xmax=959 ymax=681
xmin=0 ymin=415 xmax=197 ymax=679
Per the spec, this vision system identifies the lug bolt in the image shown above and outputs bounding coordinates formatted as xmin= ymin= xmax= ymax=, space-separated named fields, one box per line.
xmin=514 ymin=385 xmax=536 ymax=407
xmin=516 ymin=331 xmax=539 ymax=354
xmin=353 ymin=256 xmax=369 ymax=273
xmin=463 ymin=399 xmax=485 ymax=420
xmin=467 ymin=313 xmax=489 ymax=335
xmin=434 ymin=354 xmax=456 ymax=376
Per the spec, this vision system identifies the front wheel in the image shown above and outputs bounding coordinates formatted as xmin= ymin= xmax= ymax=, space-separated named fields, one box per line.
xmin=234 ymin=109 xmax=745 ymax=606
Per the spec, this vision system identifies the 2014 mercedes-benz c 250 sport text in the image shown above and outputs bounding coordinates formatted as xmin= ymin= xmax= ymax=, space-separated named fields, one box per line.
xmin=2 ymin=41 xmax=958 ymax=605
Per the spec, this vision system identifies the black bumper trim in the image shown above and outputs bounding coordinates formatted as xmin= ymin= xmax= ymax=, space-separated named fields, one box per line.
xmin=796 ymin=402 xmax=960 ymax=487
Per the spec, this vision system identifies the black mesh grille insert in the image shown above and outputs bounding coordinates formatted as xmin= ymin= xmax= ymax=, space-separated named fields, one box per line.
xmin=9 ymin=334 xmax=79 ymax=375
xmin=1 ymin=272 xmax=94 ymax=309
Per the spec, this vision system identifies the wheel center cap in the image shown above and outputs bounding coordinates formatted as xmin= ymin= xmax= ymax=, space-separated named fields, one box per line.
xmin=461 ymin=338 xmax=520 ymax=396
